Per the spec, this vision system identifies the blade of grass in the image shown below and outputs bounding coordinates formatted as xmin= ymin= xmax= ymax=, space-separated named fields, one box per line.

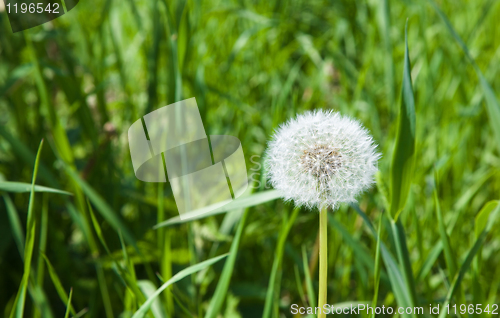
xmin=36 ymin=194 xmax=49 ymax=284
xmin=437 ymin=201 xmax=500 ymax=318
xmin=371 ymin=215 xmax=383 ymax=318
xmin=429 ymin=0 xmax=500 ymax=153
xmin=350 ymin=203 xmax=414 ymax=317
xmin=473 ymin=201 xmax=498 ymax=305
xmin=160 ymin=0 xmax=182 ymax=103
xmin=416 ymin=241 xmax=443 ymax=282
xmin=416 ymin=180 xmax=494 ymax=283
xmin=328 ymin=215 xmax=375 ymax=273
xmin=156 ymin=182 xmax=174 ymax=316
xmin=293 ymin=265 xmax=307 ymax=306
xmin=9 ymin=139 xmax=43 ymax=318
xmin=433 ymin=176 xmax=457 ymax=278
xmin=137 ymin=281 xmax=167 ymax=318
xmin=25 ymin=33 xmax=74 ymax=165
xmin=155 ymin=190 xmax=281 ymax=227
xmin=390 ymin=20 xmax=416 ymax=221
xmin=301 ymin=245 xmax=316 ymax=308
xmin=34 ymin=194 xmax=49 ymax=318
xmin=63 ymin=288 xmax=73 ymax=318
xmin=377 ymin=0 xmax=395 ymax=109
xmin=225 ymin=24 xmax=271 ymax=72
xmin=88 ymin=200 xmax=112 ymax=255
xmin=474 ymin=201 xmax=499 ymax=238
xmin=3 ymin=194 xmax=25 ymax=259
xmin=453 ymin=170 xmax=493 ymax=211
xmin=204 ymin=211 xmax=248 ymax=318
xmin=0 ymin=182 xmax=72 ymax=195
xmin=390 ymin=219 xmax=417 ymax=307
xmin=59 ymin=160 xmax=136 ymax=248
xmin=132 ymin=254 xmax=229 ymax=318
xmin=262 ymin=207 xmax=299 ymax=318
xmin=41 ymin=254 xmax=76 ymax=316
xmin=88 ymin=202 xmax=149 ymax=309
xmin=96 ymin=264 xmax=114 ymax=318
xmin=0 ymin=126 xmax=56 ymax=188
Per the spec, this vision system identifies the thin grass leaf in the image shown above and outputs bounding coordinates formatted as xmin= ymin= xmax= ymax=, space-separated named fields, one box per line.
xmin=390 ymin=21 xmax=416 ymax=221
xmin=226 ymin=24 xmax=272 ymax=71
xmin=96 ymin=262 xmax=114 ymax=318
xmin=371 ymin=216 xmax=383 ymax=318
xmin=89 ymin=208 xmax=148 ymax=311
xmin=41 ymin=254 xmax=77 ymax=316
xmin=433 ymin=179 xmax=457 ymax=278
xmin=437 ymin=202 xmax=500 ymax=318
xmin=88 ymin=201 xmax=150 ymax=309
xmin=262 ymin=207 xmax=299 ymax=318
xmin=453 ymin=170 xmax=493 ymax=211
xmin=63 ymin=288 xmax=73 ymax=318
xmin=473 ymin=201 xmax=498 ymax=305
xmin=170 ymin=290 xmax=195 ymax=318
xmin=474 ymin=201 xmax=499 ymax=238
xmin=25 ymin=33 xmax=75 ymax=164
xmin=0 ymin=126 xmax=58 ymax=188
xmin=160 ymin=0 xmax=182 ymax=103
xmin=137 ymin=281 xmax=167 ymax=318
xmin=293 ymin=265 xmax=307 ymax=306
xmin=272 ymin=58 xmax=303 ymax=127
xmin=132 ymin=254 xmax=229 ymax=318
xmin=328 ymin=215 xmax=374 ymax=273
xmin=390 ymin=219 xmax=417 ymax=307
xmin=377 ymin=0 xmax=395 ymax=108
xmin=416 ymin=183 xmax=493 ymax=283
xmin=154 ymin=190 xmax=281 ymax=227
xmin=118 ymin=230 xmax=137 ymax=282
xmin=0 ymin=182 xmax=72 ymax=195
xmin=375 ymin=171 xmax=390 ymax=211
xmin=0 ymin=63 xmax=33 ymax=97
xmin=416 ymin=242 xmax=443 ymax=282
xmin=204 ymin=212 xmax=248 ymax=318
xmin=301 ymin=245 xmax=316 ymax=308
xmin=9 ymin=140 xmax=43 ymax=318
xmin=59 ymin=160 xmax=136 ymax=248
xmin=350 ymin=203 xmax=414 ymax=317
xmin=87 ymin=200 xmax=111 ymax=255
xmin=36 ymin=194 xmax=49 ymax=287
xmin=429 ymin=0 xmax=500 ymax=153
xmin=3 ymin=194 xmax=25 ymax=259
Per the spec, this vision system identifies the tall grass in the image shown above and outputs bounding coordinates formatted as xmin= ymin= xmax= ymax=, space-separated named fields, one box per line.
xmin=1 ymin=0 xmax=500 ymax=317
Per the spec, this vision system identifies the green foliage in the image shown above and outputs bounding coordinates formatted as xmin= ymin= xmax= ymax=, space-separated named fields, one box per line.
xmin=389 ymin=21 xmax=416 ymax=221
xmin=133 ymin=254 xmax=228 ymax=318
xmin=1 ymin=0 xmax=500 ymax=317
xmin=0 ymin=182 xmax=72 ymax=195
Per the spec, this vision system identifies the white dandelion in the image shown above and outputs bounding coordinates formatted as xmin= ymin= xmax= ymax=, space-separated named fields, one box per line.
xmin=264 ymin=109 xmax=380 ymax=318
xmin=265 ymin=109 xmax=380 ymax=210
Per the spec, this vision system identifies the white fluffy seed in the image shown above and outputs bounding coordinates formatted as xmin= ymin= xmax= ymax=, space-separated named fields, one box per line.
xmin=265 ymin=110 xmax=381 ymax=210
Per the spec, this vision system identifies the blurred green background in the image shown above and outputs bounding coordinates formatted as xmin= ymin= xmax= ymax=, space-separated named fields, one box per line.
xmin=1 ymin=0 xmax=500 ymax=317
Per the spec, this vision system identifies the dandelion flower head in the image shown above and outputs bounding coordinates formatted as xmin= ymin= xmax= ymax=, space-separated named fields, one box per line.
xmin=265 ymin=110 xmax=380 ymax=210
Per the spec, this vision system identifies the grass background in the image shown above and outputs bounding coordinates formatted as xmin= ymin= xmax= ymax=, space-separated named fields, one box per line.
xmin=1 ymin=0 xmax=500 ymax=317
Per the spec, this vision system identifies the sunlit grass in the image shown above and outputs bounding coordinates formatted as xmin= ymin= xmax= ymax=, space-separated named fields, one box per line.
xmin=1 ymin=0 xmax=500 ymax=317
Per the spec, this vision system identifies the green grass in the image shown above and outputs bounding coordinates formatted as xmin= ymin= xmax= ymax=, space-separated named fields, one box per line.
xmin=1 ymin=0 xmax=500 ymax=317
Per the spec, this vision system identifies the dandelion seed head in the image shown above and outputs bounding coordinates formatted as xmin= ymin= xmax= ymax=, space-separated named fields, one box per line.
xmin=265 ymin=110 xmax=381 ymax=210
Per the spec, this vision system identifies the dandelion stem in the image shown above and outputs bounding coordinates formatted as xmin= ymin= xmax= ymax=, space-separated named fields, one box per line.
xmin=318 ymin=206 xmax=328 ymax=318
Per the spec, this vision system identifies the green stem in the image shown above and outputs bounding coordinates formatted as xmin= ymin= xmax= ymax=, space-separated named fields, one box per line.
xmin=318 ymin=206 xmax=328 ymax=318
